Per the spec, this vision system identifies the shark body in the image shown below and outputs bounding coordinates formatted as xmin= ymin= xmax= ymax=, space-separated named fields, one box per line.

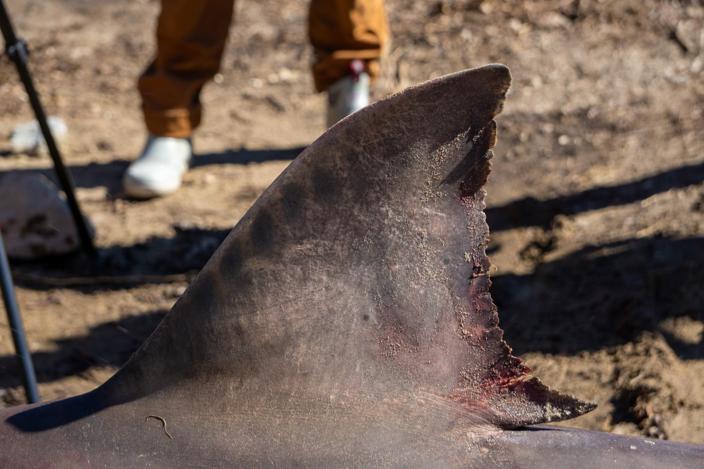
xmin=1 ymin=65 xmax=702 ymax=468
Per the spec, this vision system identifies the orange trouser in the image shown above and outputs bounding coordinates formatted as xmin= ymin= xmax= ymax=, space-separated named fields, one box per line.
xmin=138 ymin=0 xmax=389 ymax=138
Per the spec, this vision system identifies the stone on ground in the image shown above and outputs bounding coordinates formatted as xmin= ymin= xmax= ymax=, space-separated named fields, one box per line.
xmin=9 ymin=116 xmax=68 ymax=156
xmin=0 ymin=173 xmax=91 ymax=259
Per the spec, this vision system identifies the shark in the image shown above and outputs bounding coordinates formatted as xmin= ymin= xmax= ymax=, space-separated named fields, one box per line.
xmin=1 ymin=64 xmax=702 ymax=468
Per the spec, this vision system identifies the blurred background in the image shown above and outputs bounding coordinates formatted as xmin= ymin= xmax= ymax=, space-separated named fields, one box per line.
xmin=0 ymin=0 xmax=702 ymax=443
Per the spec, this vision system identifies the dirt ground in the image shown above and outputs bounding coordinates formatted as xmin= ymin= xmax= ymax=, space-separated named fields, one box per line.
xmin=1 ymin=0 xmax=703 ymax=445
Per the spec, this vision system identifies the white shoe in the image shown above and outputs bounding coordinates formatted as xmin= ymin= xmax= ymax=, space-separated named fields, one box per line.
xmin=326 ymin=60 xmax=370 ymax=127
xmin=123 ymin=136 xmax=192 ymax=199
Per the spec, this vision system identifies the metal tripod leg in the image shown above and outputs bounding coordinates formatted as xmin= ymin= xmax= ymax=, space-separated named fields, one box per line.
xmin=0 ymin=233 xmax=40 ymax=404
xmin=0 ymin=0 xmax=95 ymax=258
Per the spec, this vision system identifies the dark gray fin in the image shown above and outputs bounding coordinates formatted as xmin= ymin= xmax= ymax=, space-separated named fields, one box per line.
xmin=105 ymin=64 xmax=594 ymax=427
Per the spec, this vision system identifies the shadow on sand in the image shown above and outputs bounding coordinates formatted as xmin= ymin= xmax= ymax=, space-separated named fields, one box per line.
xmin=0 ymin=310 xmax=166 ymax=391
xmin=0 ymin=146 xmax=304 ymax=196
xmin=494 ymin=235 xmax=704 ymax=360
xmin=486 ymin=160 xmax=704 ymax=232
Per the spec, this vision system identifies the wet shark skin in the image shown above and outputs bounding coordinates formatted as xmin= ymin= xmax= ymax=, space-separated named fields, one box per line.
xmin=0 ymin=65 xmax=702 ymax=467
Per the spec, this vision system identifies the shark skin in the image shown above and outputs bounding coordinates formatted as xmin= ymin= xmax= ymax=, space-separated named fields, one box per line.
xmin=1 ymin=65 xmax=702 ymax=468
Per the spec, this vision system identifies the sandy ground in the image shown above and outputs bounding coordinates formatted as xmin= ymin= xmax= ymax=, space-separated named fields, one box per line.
xmin=1 ymin=0 xmax=703 ymax=444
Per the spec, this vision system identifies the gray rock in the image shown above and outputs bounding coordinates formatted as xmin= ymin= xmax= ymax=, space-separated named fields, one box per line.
xmin=0 ymin=173 xmax=92 ymax=259
xmin=9 ymin=116 xmax=68 ymax=156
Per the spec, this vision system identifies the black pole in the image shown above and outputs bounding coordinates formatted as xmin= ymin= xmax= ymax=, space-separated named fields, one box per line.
xmin=0 ymin=233 xmax=40 ymax=404
xmin=0 ymin=0 xmax=95 ymax=258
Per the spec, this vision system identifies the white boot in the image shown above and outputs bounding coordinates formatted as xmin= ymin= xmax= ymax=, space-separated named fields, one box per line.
xmin=326 ymin=60 xmax=371 ymax=127
xmin=123 ymin=136 xmax=192 ymax=199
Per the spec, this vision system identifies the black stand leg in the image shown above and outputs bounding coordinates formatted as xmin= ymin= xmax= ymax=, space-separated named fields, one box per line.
xmin=0 ymin=233 xmax=40 ymax=404
xmin=0 ymin=0 xmax=95 ymax=258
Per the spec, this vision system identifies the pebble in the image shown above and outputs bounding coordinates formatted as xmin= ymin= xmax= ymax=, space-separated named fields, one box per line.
xmin=9 ymin=116 xmax=68 ymax=155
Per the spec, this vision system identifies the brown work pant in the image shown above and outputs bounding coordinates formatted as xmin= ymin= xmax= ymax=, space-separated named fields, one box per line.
xmin=138 ymin=0 xmax=389 ymax=138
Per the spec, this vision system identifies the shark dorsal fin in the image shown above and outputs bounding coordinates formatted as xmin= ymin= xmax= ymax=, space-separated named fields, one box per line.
xmin=107 ymin=64 xmax=593 ymax=428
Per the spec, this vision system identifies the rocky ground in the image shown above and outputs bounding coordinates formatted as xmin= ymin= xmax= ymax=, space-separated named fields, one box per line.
xmin=1 ymin=0 xmax=703 ymax=444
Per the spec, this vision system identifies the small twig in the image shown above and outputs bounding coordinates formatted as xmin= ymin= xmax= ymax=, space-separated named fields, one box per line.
xmin=145 ymin=415 xmax=174 ymax=440
xmin=669 ymin=27 xmax=690 ymax=54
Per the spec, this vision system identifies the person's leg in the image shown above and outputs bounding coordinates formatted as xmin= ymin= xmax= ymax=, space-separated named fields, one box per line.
xmin=139 ymin=0 xmax=235 ymax=138
xmin=308 ymin=0 xmax=388 ymax=93
xmin=308 ymin=0 xmax=389 ymax=126
xmin=125 ymin=0 xmax=234 ymax=198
